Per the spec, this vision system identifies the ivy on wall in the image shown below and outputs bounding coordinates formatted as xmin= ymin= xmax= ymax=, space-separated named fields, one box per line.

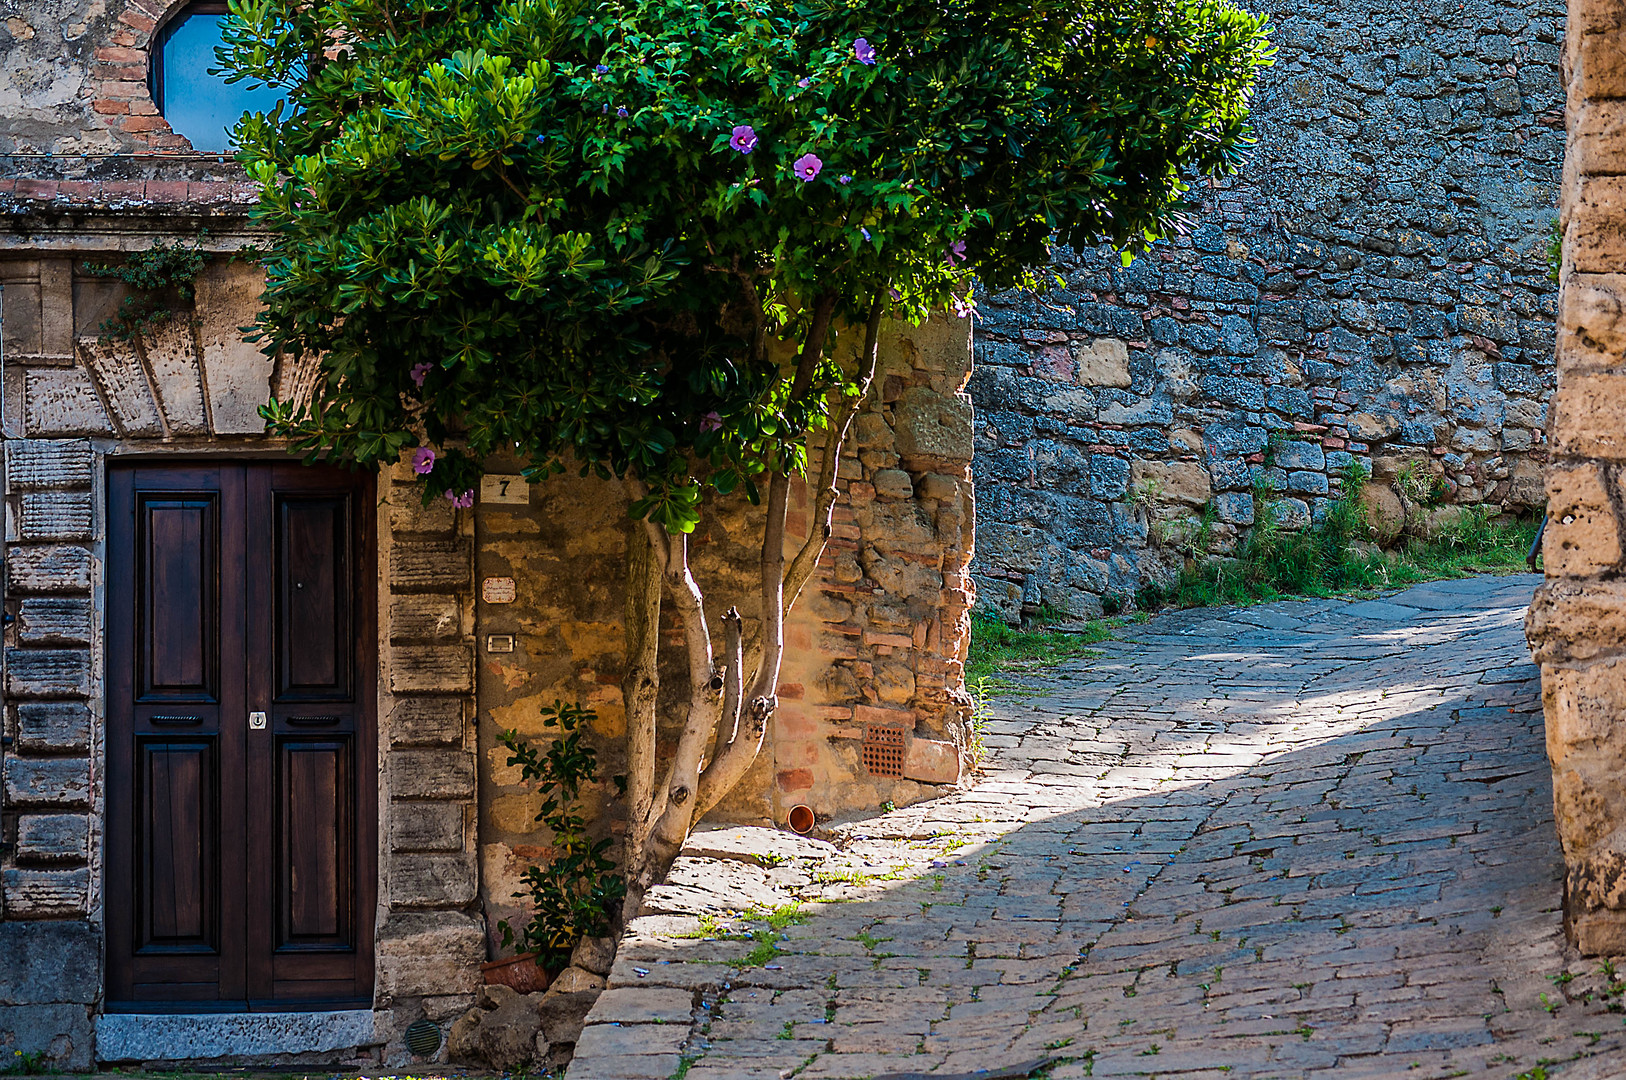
xmin=82 ymin=237 xmax=210 ymax=341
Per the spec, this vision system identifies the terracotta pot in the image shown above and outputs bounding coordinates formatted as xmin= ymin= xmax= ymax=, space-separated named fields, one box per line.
xmin=480 ymin=951 xmax=551 ymax=993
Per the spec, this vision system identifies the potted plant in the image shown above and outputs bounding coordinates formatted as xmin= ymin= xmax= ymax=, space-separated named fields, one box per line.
xmin=479 ymin=951 xmax=550 ymax=994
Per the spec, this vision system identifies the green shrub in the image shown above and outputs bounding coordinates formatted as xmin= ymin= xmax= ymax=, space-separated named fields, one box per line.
xmin=496 ymin=701 xmax=625 ymax=969
xmin=1142 ymin=465 xmax=1539 ymax=610
xmin=965 ymin=607 xmax=1112 ymax=685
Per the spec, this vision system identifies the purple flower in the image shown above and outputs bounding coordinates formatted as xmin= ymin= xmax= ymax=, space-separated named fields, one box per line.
xmin=793 ymin=153 xmax=823 ymax=181
xmin=946 ymin=239 xmax=968 ymax=266
xmin=445 ymin=488 xmax=475 ymax=509
xmin=952 ymin=294 xmax=975 ymax=319
xmin=594 ymin=63 xmax=609 ymax=74
xmin=853 ymin=38 xmax=876 ymax=65
xmin=729 ymin=125 xmax=758 ymax=154
xmin=412 ymin=446 xmax=436 ymax=475
xmin=860 ymin=227 xmax=871 ymax=240
xmin=535 ymin=134 xmax=547 ymax=144
xmin=617 ymin=105 xmax=629 ymax=118
xmin=838 ymin=174 xmax=852 ymax=184
xmin=796 ymin=77 xmax=811 ymax=88
xmin=699 ymin=411 xmax=722 ymax=432
xmin=410 ymin=361 xmax=432 ymax=386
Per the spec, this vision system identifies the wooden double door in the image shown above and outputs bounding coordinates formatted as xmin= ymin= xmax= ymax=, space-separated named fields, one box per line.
xmin=106 ymin=462 xmax=377 ymax=1010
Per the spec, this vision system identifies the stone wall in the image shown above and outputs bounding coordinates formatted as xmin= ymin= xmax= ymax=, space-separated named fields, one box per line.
xmin=970 ymin=0 xmax=1563 ymax=619
xmin=472 ymin=318 xmax=976 ymax=945
xmin=374 ymin=463 xmax=485 ymax=1053
xmin=1526 ymin=0 xmax=1626 ymax=957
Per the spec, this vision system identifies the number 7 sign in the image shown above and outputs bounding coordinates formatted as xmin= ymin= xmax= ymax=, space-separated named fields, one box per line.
xmin=479 ymin=474 xmax=530 ymax=505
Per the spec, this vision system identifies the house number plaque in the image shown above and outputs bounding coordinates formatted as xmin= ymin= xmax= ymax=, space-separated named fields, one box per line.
xmin=480 ymin=474 xmax=530 ymax=504
xmin=482 ymin=577 xmax=517 ymax=604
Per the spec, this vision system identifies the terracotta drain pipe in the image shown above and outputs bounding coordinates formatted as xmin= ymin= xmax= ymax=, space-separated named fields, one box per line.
xmin=787 ymin=804 xmax=816 ymax=835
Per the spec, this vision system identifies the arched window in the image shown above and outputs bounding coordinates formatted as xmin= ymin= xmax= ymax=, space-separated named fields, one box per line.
xmin=150 ymin=1 xmax=284 ymax=153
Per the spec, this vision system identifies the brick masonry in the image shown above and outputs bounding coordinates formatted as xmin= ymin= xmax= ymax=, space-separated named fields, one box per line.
xmin=2 ymin=0 xmax=211 ymax=155
xmin=969 ymin=0 xmax=1564 ymax=619
xmin=1526 ymin=0 xmax=1626 ymax=958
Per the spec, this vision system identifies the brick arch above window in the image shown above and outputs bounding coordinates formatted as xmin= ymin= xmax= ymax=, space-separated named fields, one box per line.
xmin=91 ymin=0 xmax=206 ymax=152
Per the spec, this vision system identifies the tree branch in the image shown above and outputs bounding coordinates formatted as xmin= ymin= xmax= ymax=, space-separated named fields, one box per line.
xmin=782 ymin=292 xmax=884 ymax=612
xmin=710 ymin=608 xmax=744 ymax=770
xmin=622 ymin=479 xmax=673 ymax=852
xmin=639 ymin=530 xmax=716 ymax=839
xmin=693 ymin=290 xmax=854 ymax=816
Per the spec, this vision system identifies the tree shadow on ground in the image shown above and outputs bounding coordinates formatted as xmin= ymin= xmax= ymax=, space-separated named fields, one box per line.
xmin=600 ymin=578 xmax=1626 ymax=1080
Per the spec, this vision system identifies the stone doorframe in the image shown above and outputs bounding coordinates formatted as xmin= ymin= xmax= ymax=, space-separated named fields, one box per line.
xmin=0 ymin=227 xmax=483 ymax=1066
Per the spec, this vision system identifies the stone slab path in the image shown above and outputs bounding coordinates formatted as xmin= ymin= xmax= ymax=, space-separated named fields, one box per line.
xmin=568 ymin=576 xmax=1626 ymax=1080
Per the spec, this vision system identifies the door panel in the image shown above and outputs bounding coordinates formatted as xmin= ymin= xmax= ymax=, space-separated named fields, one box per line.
xmin=276 ymin=495 xmax=352 ymax=699
xmin=278 ymin=737 xmax=352 ymax=946
xmin=246 ymin=464 xmax=375 ymax=1005
xmin=137 ymin=738 xmax=216 ymax=950
xmin=139 ymin=496 xmax=218 ymax=700
xmin=107 ymin=462 xmax=375 ymax=1012
xmin=108 ymin=465 xmax=247 ymax=1007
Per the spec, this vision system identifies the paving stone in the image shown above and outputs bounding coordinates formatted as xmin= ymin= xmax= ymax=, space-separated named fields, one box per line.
xmin=569 ymin=577 xmax=1626 ymax=1079
xmin=573 ymin=1023 xmax=688 ymax=1057
xmin=584 ymin=987 xmax=696 ymax=1025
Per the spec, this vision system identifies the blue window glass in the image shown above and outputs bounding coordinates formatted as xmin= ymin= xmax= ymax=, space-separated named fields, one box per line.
xmin=153 ymin=3 xmax=285 ymax=153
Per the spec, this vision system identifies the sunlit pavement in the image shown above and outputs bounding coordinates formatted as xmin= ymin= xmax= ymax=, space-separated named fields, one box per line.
xmin=568 ymin=575 xmax=1626 ymax=1080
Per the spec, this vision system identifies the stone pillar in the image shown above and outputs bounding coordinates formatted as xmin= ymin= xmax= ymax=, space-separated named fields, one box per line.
xmin=1527 ymin=0 xmax=1626 ymax=956
xmin=373 ymin=463 xmax=485 ymax=1052
xmin=0 ymin=438 xmax=98 ymax=1069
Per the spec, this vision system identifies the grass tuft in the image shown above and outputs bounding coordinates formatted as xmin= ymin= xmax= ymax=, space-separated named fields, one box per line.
xmin=965 ymin=607 xmax=1112 ymax=685
xmin=1137 ymin=466 xmax=1539 ymax=611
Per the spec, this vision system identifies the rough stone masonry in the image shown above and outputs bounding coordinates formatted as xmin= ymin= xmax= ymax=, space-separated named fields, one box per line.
xmin=970 ymin=0 xmax=1563 ymax=619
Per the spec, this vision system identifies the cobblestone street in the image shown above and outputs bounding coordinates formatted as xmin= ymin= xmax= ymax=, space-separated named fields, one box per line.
xmin=569 ymin=576 xmax=1626 ymax=1080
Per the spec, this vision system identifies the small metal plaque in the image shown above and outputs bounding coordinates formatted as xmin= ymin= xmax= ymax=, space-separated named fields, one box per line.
xmin=486 ymin=634 xmax=515 ymax=653
xmin=248 ymin=711 xmax=267 ymax=730
xmin=480 ymin=474 xmax=530 ymax=505
xmin=482 ymin=577 xmax=517 ymax=604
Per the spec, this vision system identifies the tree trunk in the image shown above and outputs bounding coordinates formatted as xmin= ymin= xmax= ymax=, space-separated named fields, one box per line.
xmin=621 ymin=522 xmax=661 ymax=859
xmin=616 ymin=292 xmax=886 ymax=930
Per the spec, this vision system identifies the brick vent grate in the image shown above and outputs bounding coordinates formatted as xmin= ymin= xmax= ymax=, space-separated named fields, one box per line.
xmin=862 ymin=724 xmax=905 ymax=777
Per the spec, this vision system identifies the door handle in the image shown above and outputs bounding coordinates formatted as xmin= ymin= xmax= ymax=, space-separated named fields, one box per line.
xmin=249 ymin=711 xmax=267 ymax=730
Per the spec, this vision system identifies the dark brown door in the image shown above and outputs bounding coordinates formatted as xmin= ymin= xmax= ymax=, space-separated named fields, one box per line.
xmin=106 ymin=462 xmax=376 ymax=1011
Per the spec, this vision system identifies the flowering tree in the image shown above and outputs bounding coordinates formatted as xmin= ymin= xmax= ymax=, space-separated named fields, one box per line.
xmin=221 ymin=0 xmax=1272 ymax=936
